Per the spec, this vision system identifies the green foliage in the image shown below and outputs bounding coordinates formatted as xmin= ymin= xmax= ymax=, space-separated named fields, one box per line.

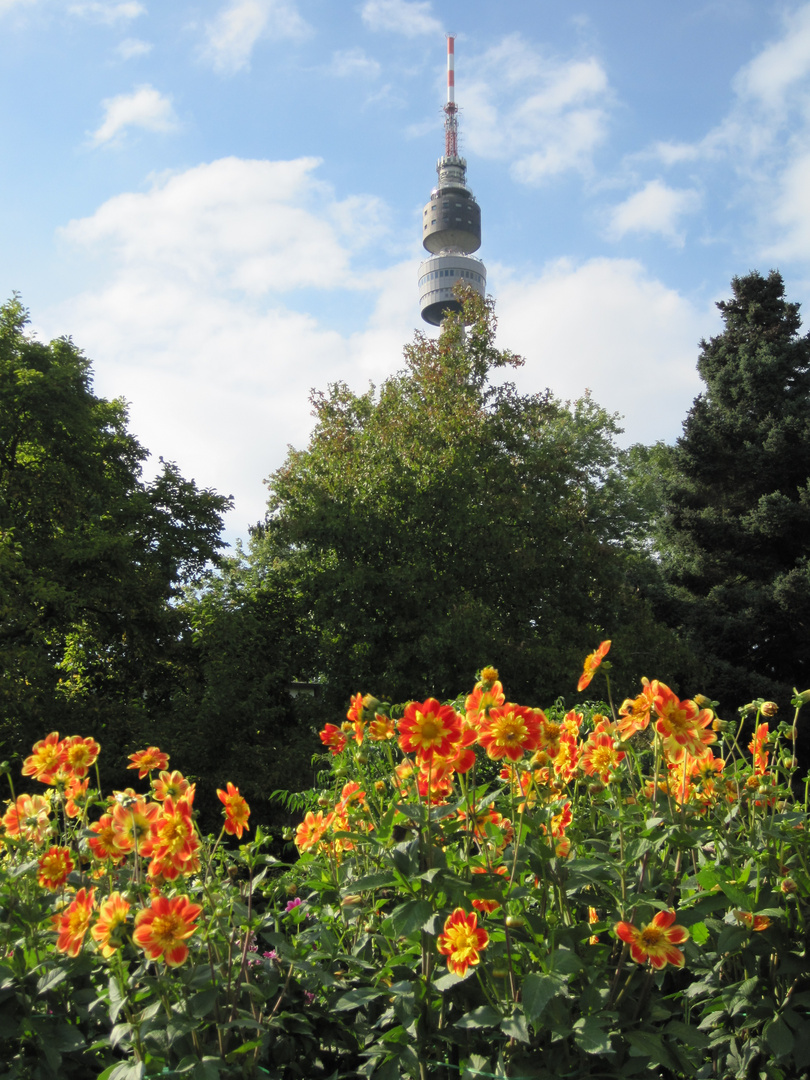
xmin=249 ymin=290 xmax=683 ymax=712
xmin=658 ymin=271 xmax=810 ymax=710
xmin=3 ymin=655 xmax=808 ymax=1079
xmin=160 ymin=563 xmax=319 ymax=833
xmin=0 ymin=296 xmax=232 ymax=771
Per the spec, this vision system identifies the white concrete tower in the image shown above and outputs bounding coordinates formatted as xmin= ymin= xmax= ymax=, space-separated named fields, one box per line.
xmin=418 ymin=36 xmax=487 ymax=326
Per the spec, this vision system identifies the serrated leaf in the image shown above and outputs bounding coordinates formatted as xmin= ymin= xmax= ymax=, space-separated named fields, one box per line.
xmin=522 ymin=972 xmax=565 ymax=1025
xmin=501 ymin=1010 xmax=530 ymax=1044
xmin=456 ymin=1005 xmax=501 ymax=1029
xmin=627 ymin=1030 xmax=680 ymax=1070
xmin=389 ymin=898 xmax=433 ymax=936
xmin=109 ymin=1062 xmax=145 ymax=1080
xmin=573 ymin=1016 xmax=612 ymax=1055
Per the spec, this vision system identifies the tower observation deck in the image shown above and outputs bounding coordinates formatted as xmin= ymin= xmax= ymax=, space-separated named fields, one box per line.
xmin=418 ymin=36 xmax=486 ymax=326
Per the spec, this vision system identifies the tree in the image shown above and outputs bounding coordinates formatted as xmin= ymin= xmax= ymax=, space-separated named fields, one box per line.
xmin=658 ymin=270 xmax=810 ymax=707
xmin=0 ymin=296 xmax=231 ymax=767
xmin=248 ymin=290 xmax=683 ymax=711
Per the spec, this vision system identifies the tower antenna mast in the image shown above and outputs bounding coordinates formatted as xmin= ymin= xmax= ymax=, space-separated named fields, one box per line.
xmin=417 ymin=35 xmax=487 ymax=326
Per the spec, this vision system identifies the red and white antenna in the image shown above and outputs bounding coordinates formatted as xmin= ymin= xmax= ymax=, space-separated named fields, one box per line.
xmin=444 ymin=34 xmax=459 ymax=158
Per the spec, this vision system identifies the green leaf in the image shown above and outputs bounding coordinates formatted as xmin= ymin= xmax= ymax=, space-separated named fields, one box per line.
xmin=188 ymin=987 xmax=219 ymax=1018
xmin=348 ymin=871 xmax=397 ymax=891
xmin=765 ymin=1015 xmax=795 ymax=1058
xmin=433 ymin=970 xmax=472 ymax=992
xmin=36 ymin=967 xmax=67 ymax=995
xmin=627 ymin=1030 xmax=680 ymax=1070
xmin=572 ymin=1016 xmax=613 ymax=1055
xmin=522 ymin=972 xmax=566 ymax=1026
xmin=108 ymin=1063 xmax=145 ymax=1080
xmin=388 ymin=898 xmax=434 ymax=936
xmin=332 ymin=987 xmax=388 ymax=1011
xmin=500 ymin=1010 xmax=530 ymax=1044
xmin=456 ymin=1005 xmax=501 ymax=1029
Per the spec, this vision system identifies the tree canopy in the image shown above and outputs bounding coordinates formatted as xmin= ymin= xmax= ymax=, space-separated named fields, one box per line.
xmin=658 ymin=270 xmax=810 ymax=706
xmin=0 ymin=296 xmax=232 ymax=764
xmin=248 ymin=290 xmax=682 ymax=711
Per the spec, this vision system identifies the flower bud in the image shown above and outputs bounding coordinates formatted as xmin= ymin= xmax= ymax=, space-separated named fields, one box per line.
xmin=780 ymin=877 xmax=798 ymax=894
xmin=761 ymin=701 xmax=779 ymax=717
xmin=793 ymin=688 xmax=810 ymax=706
xmin=341 ymin=894 xmax=363 ymax=907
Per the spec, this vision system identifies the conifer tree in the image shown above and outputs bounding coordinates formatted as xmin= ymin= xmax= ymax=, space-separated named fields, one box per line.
xmin=660 ymin=270 xmax=810 ymax=705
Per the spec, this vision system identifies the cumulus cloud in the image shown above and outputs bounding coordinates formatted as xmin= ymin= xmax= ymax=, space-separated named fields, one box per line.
xmin=764 ymin=151 xmax=810 ymax=261
xmin=459 ymin=35 xmax=610 ymax=182
xmin=360 ymin=0 xmax=441 ymax=37
xmin=68 ymin=1 xmax=145 ymax=22
xmin=115 ymin=37 xmax=152 ymax=59
xmin=49 ymin=157 xmax=410 ymax=539
xmin=89 ymin=85 xmax=178 ymax=146
xmin=494 ymin=257 xmax=713 ymax=447
xmin=61 ymin=157 xmax=388 ymax=290
xmin=201 ymin=0 xmax=310 ymax=75
xmin=606 ymin=180 xmax=701 ymax=246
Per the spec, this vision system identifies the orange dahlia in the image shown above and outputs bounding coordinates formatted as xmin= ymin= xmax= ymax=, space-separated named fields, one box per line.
xmin=127 ymin=747 xmax=169 ymax=778
xmin=217 ymin=782 xmax=251 ymax=838
xmin=22 ymin=732 xmax=64 ymax=784
xmin=91 ymin=892 xmax=131 ymax=958
xmin=133 ymin=894 xmax=202 ymax=966
xmin=53 ymin=887 xmax=96 ymax=957
xmin=437 ymin=908 xmax=489 ymax=976
xmin=319 ymin=723 xmax=347 ymax=756
xmin=577 ymin=640 xmax=611 ymax=693
xmin=478 ymin=703 xmax=542 ymax=763
xmin=615 ymin=909 xmax=689 ymax=969
xmin=398 ymin=699 xmax=462 ymax=762
xmin=61 ymin=735 xmax=100 ymax=779
xmin=37 ymin=846 xmax=74 ymax=890
xmin=3 ymin=793 xmax=52 ymax=844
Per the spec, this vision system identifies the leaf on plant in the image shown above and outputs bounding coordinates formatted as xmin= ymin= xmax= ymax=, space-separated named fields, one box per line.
xmin=765 ymin=1016 xmax=795 ymax=1058
xmin=627 ymin=1030 xmax=680 ymax=1070
xmin=522 ymin=972 xmax=566 ymax=1026
xmin=188 ymin=987 xmax=219 ymax=1018
xmin=36 ymin=967 xmax=67 ymax=995
xmin=456 ymin=1005 xmax=501 ymax=1029
xmin=573 ymin=1016 xmax=613 ymax=1055
xmin=332 ymin=987 xmax=388 ymax=1011
xmin=500 ymin=1010 xmax=530 ymax=1044
xmin=388 ymin=898 xmax=433 ymax=937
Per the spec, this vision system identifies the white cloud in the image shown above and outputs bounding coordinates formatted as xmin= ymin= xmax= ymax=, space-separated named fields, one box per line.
xmin=360 ymin=0 xmax=441 ymax=37
xmin=68 ymin=1 xmax=145 ymax=23
xmin=494 ymin=257 xmax=714 ymax=447
xmin=606 ymin=180 xmax=701 ymax=246
xmin=89 ymin=84 xmax=178 ymax=146
xmin=460 ymin=36 xmax=610 ymax=182
xmin=61 ymin=157 xmax=388 ymax=290
xmin=330 ymin=47 xmax=381 ymax=79
xmin=201 ymin=0 xmax=309 ymax=75
xmin=115 ymin=37 xmax=152 ymax=59
xmin=764 ymin=151 xmax=810 ymax=261
xmin=49 ymin=157 xmax=410 ymax=539
xmin=734 ymin=3 xmax=810 ymax=110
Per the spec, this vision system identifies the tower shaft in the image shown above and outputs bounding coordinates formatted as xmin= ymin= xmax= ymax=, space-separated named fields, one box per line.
xmin=418 ymin=36 xmax=486 ymax=326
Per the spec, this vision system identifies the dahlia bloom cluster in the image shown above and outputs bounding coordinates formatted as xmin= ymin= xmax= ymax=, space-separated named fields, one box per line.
xmin=2 ymin=734 xmax=249 ymax=969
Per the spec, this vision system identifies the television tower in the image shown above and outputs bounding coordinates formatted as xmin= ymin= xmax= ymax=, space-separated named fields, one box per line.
xmin=418 ymin=36 xmax=486 ymax=326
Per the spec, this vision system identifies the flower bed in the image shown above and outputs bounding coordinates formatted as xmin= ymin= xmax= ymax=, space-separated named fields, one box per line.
xmin=1 ymin=648 xmax=809 ymax=1079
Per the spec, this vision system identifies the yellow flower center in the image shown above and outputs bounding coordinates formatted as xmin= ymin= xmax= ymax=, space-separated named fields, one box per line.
xmin=640 ymin=926 xmax=664 ymax=947
xmin=150 ymin=913 xmax=185 ymax=949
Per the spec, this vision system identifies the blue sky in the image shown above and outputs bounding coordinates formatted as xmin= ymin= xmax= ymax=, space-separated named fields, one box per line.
xmin=2 ymin=0 xmax=810 ymax=543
